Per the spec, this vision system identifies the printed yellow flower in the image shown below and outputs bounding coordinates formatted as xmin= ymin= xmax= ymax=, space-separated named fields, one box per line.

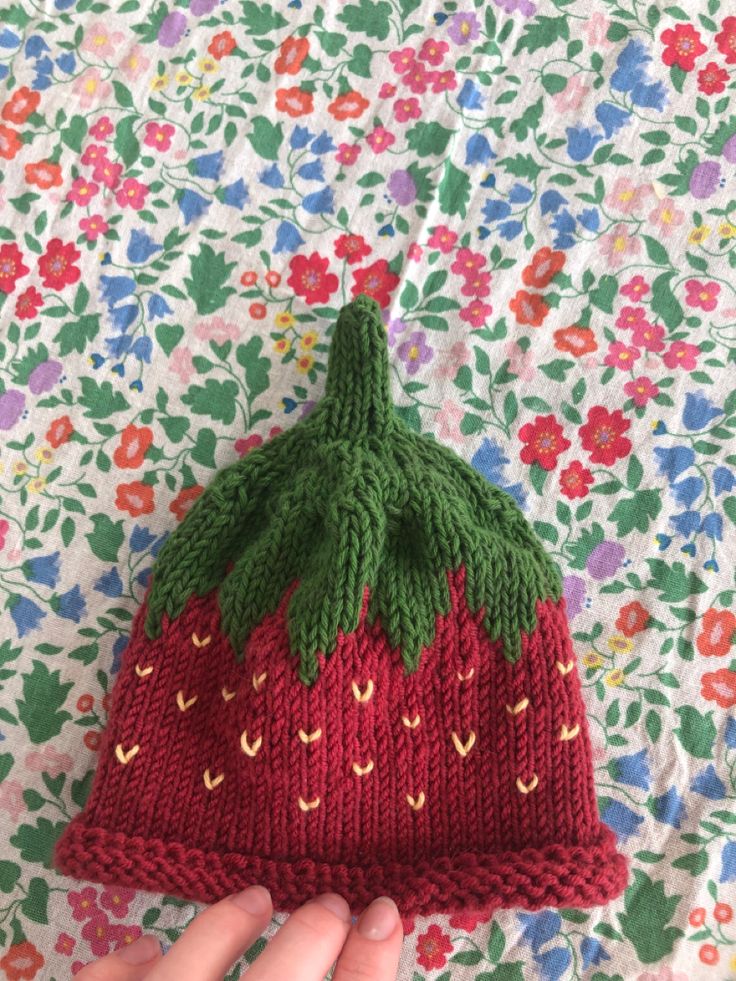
xmin=273 ymin=338 xmax=291 ymax=355
xmin=300 ymin=331 xmax=318 ymax=351
xmin=718 ymin=222 xmax=736 ymax=238
xmin=605 ymin=668 xmax=625 ymax=687
xmin=150 ymin=73 xmax=168 ymax=91
xmin=275 ymin=312 xmax=295 ymax=329
xmin=175 ymin=70 xmax=194 ymax=85
xmin=27 ymin=477 xmax=46 ymax=494
xmin=194 ymin=85 xmax=210 ymax=101
xmin=13 ymin=461 xmax=28 ymax=476
xmin=607 ymin=635 xmax=633 ymax=655
xmin=198 ymin=56 xmax=218 ymax=73
xmin=35 ymin=446 xmax=53 ymax=464
xmin=688 ymin=225 xmax=710 ymax=245
xmin=582 ymin=651 xmax=604 ymax=669
xmin=296 ymin=354 xmax=314 ymax=374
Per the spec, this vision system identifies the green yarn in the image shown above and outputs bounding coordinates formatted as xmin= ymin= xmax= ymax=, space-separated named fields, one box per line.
xmin=144 ymin=294 xmax=561 ymax=683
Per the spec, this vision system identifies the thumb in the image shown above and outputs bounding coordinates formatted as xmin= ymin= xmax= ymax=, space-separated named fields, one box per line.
xmin=75 ymin=935 xmax=162 ymax=980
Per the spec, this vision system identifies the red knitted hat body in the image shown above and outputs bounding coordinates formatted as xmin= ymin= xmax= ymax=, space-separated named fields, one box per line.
xmin=55 ymin=296 xmax=628 ymax=916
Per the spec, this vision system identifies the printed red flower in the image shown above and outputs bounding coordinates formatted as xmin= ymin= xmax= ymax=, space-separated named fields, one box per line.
xmin=82 ymin=910 xmax=115 ymax=958
xmin=275 ymin=87 xmax=313 ymax=117
xmin=419 ymin=38 xmax=449 ymax=66
xmin=696 ymin=608 xmax=736 ymax=657
xmin=143 ymin=122 xmax=175 ymax=152
xmin=55 ymin=933 xmax=75 ymax=956
xmin=99 ymin=886 xmax=135 ymax=918
xmin=76 ymin=694 xmax=94 ymax=712
xmin=519 ymin=414 xmax=570 ymax=471
xmin=265 ymin=270 xmax=281 ymax=287
xmin=616 ymin=601 xmax=649 ymax=637
xmin=521 ymin=247 xmax=565 ymax=288
xmin=1 ymin=86 xmax=40 ymax=124
xmin=631 ymin=322 xmax=665 ymax=352
xmin=553 ymin=325 xmax=597 ymax=357
xmin=714 ymin=902 xmax=733 ymax=924
xmin=689 ymin=907 xmax=706 ymax=927
xmin=115 ymin=177 xmax=149 ymax=210
xmin=0 ymin=243 xmax=29 ymax=294
xmin=38 ymin=239 xmax=81 ymax=290
xmin=460 ymin=270 xmax=491 ymax=298
xmin=24 ymin=160 xmax=62 ymax=189
xmin=508 ymin=289 xmax=549 ymax=327
xmin=559 ymin=460 xmax=593 ymax=498
xmin=579 ymin=406 xmax=631 ymax=465
xmin=235 ymin=433 xmax=263 ymax=457
xmin=208 ymin=30 xmax=236 ymax=60
xmin=328 ymin=91 xmax=369 ymax=120
xmin=660 ymin=24 xmax=706 ymax=71
xmin=0 ymin=519 xmax=9 ymax=551
xmin=415 ymin=923 xmax=453 ymax=971
xmin=81 ymin=143 xmax=108 ymax=166
xmin=170 ymin=484 xmax=204 ymax=522
xmin=699 ymin=943 xmax=719 ymax=966
xmin=620 ymin=275 xmax=650 ymax=300
xmin=334 ymin=233 xmax=371 ymax=265
xmin=274 ymin=36 xmax=309 ymax=75
xmin=351 ymin=259 xmax=400 ymax=309
xmin=448 ymin=909 xmax=491 ymax=931
xmin=113 ymin=424 xmax=154 ymax=469
xmin=698 ymin=61 xmax=729 ymax=94
xmin=0 ymin=125 xmax=23 ymax=168
xmin=624 ymin=376 xmax=659 ymax=407
xmin=715 ymin=16 xmax=736 ymax=64
xmin=616 ymin=305 xmax=648 ymax=330
xmin=432 ymin=69 xmax=456 ymax=92
xmin=46 ymin=415 xmax=74 ymax=447
xmin=336 ymin=143 xmax=360 ymax=165
xmin=84 ymin=731 xmax=102 ymax=751
xmin=115 ymin=481 xmax=155 ymax=517
xmin=459 ymin=299 xmax=492 ymax=328
xmin=403 ymin=61 xmax=434 ymax=94
xmin=287 ymin=252 xmax=338 ymax=305
xmin=68 ymin=886 xmax=99 ymax=921
xmin=249 ymin=302 xmax=266 ymax=319
xmin=0 ymin=941 xmax=44 ymax=981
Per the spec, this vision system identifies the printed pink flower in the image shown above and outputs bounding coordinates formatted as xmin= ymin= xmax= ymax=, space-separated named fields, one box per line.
xmin=81 ymin=22 xmax=124 ymax=59
xmin=366 ymin=127 xmax=395 ymax=154
xmin=604 ymin=341 xmax=640 ymax=370
xmin=25 ymin=744 xmax=74 ymax=775
xmin=379 ymin=82 xmax=396 ymax=99
xmin=586 ymin=12 xmax=613 ymax=47
xmin=605 ymin=177 xmax=651 ymax=214
xmin=89 ymin=116 xmax=113 ymax=140
xmin=460 ymin=299 xmax=492 ymax=328
xmin=195 ymin=317 xmax=241 ymax=343
xmin=119 ymin=46 xmax=150 ymax=81
xmin=100 ymin=886 xmax=135 ymax=918
xmin=553 ymin=75 xmax=589 ymax=113
xmin=599 ymin=224 xmax=641 ymax=267
xmin=393 ymin=97 xmax=421 ymax=122
xmin=0 ymin=518 xmax=8 ymax=550
xmin=82 ymin=911 xmax=114 ymax=957
xmin=649 ymin=197 xmax=685 ymax=232
xmin=615 ymin=306 xmax=649 ymax=330
xmin=92 ymin=157 xmax=123 ymax=190
xmin=389 ymin=47 xmax=416 ymax=74
xmin=169 ymin=347 xmax=195 ymax=384
xmin=403 ymin=61 xmax=434 ymax=94
xmin=431 ymin=69 xmax=456 ymax=92
xmin=109 ymin=923 xmax=143 ymax=949
xmin=505 ymin=340 xmax=536 ymax=381
xmin=235 ymin=434 xmax=263 ymax=457
xmin=461 ymin=270 xmax=491 ymax=297
xmin=72 ymin=68 xmax=112 ymax=108
xmin=620 ymin=275 xmax=650 ymax=300
xmin=67 ymin=177 xmax=99 ymax=206
xmin=663 ymin=340 xmax=700 ymax=369
xmin=419 ymin=38 xmax=449 ymax=66
xmin=435 ymin=399 xmax=464 ymax=442
xmin=144 ymin=122 xmax=175 ymax=152
xmin=407 ymin=243 xmax=422 ymax=261
xmin=433 ymin=341 xmax=469 ymax=380
xmin=451 ymin=247 xmax=485 ymax=277
xmin=685 ymin=279 xmax=720 ymax=311
xmin=80 ymin=143 xmax=108 ymax=167
xmin=428 ymin=225 xmax=457 ymax=253
xmin=79 ymin=215 xmax=109 ymax=241
xmin=624 ymin=376 xmax=659 ymax=406
xmin=55 ymin=933 xmax=76 ymax=956
xmin=68 ymin=886 xmax=99 ymax=922
xmin=115 ymin=177 xmax=148 ymax=210
xmin=335 ymin=143 xmax=360 ymax=166
xmin=631 ymin=321 xmax=665 ymax=352
xmin=0 ymin=779 xmax=26 ymax=822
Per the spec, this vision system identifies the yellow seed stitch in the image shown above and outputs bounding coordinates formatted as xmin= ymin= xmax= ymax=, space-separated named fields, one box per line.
xmin=456 ymin=667 xmax=475 ymax=682
xmin=516 ymin=774 xmax=539 ymax=794
xmin=401 ymin=714 xmax=420 ymax=729
xmin=191 ymin=632 xmax=211 ymax=648
xmin=298 ymin=727 xmax=322 ymax=744
xmin=176 ymin=690 xmax=198 ymax=712
xmin=352 ymin=759 xmax=374 ymax=776
xmin=506 ymin=697 xmax=529 ymax=715
xmin=203 ymin=769 xmax=224 ymax=790
xmin=351 ymin=678 xmax=374 ymax=702
xmin=135 ymin=664 xmax=153 ymax=678
xmin=451 ymin=730 xmax=476 ymax=757
xmin=115 ymin=744 xmax=140 ymax=765
xmin=240 ymin=731 xmax=263 ymax=757
xmin=560 ymin=723 xmax=580 ymax=741
xmin=556 ymin=660 xmax=574 ymax=676
xmin=252 ymin=670 xmax=268 ymax=692
xmin=406 ymin=791 xmax=425 ymax=811
xmin=298 ymin=795 xmax=320 ymax=811
xmin=221 ymin=687 xmax=236 ymax=702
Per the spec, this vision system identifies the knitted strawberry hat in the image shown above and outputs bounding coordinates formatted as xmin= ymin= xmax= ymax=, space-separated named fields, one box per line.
xmin=55 ymin=295 xmax=627 ymax=916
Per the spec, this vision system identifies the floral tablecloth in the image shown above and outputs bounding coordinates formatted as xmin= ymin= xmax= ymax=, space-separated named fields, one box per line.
xmin=1 ymin=0 xmax=736 ymax=978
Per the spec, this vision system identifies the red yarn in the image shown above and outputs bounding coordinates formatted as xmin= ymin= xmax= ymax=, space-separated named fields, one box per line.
xmin=55 ymin=568 xmax=628 ymax=915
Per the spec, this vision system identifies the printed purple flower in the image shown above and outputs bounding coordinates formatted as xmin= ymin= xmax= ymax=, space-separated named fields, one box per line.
xmin=387 ymin=170 xmax=416 ymax=206
xmin=562 ymin=575 xmax=585 ymax=618
xmin=190 ymin=0 xmax=217 ymax=13
xmin=723 ymin=134 xmax=736 ymax=164
xmin=158 ymin=11 xmax=187 ymax=47
xmin=28 ymin=359 xmax=62 ymax=394
xmin=586 ymin=541 xmax=625 ymax=580
xmin=387 ymin=318 xmax=407 ymax=347
xmin=689 ymin=160 xmax=721 ymax=199
xmin=397 ymin=331 xmax=433 ymax=375
xmin=0 ymin=390 xmax=25 ymax=430
xmin=447 ymin=12 xmax=480 ymax=45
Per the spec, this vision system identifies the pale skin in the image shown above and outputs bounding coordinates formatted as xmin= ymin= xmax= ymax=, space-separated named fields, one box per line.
xmin=76 ymin=888 xmax=403 ymax=981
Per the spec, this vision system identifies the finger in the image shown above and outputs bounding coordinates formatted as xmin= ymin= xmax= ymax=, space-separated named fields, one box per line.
xmin=245 ymin=892 xmax=352 ymax=981
xmin=75 ymin=935 xmax=162 ymax=980
xmin=333 ymin=897 xmax=403 ymax=981
xmin=147 ymin=885 xmax=272 ymax=981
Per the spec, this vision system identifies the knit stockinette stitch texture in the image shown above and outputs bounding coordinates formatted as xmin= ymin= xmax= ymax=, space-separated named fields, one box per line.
xmin=55 ymin=295 xmax=628 ymax=916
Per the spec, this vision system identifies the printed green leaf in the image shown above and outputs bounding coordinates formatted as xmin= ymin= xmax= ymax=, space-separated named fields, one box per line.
xmin=641 ymin=234 xmax=671 ymax=267
xmin=78 ymin=377 xmax=129 ymax=418
xmin=155 ymin=322 xmax=184 ymax=356
xmin=438 ymin=161 xmax=471 ymax=218
xmin=21 ymin=878 xmax=49 ymax=924
xmin=674 ymin=706 xmax=716 ymax=759
xmin=650 ymin=271 xmax=683 ymax=329
xmin=246 ymin=116 xmax=283 ymax=161
xmin=487 ymin=920 xmax=506 ymax=962
xmin=589 ymin=274 xmax=618 ymax=313
xmin=406 ymin=121 xmax=455 ymax=157
xmin=114 ymin=114 xmax=140 ymax=168
xmin=337 ymin=0 xmax=392 ymax=40
xmin=85 ymin=513 xmax=125 ymax=563
xmin=617 ymin=871 xmax=683 ymax=963
xmin=237 ymin=337 xmax=270 ymax=398
xmin=160 ymin=416 xmax=190 ymax=443
xmin=184 ymin=244 xmax=237 ymax=315
xmin=608 ymin=489 xmax=661 ymax=536
xmin=0 ymin=861 xmax=21 ymax=893
xmin=191 ymin=428 xmax=218 ymax=468
xmin=53 ymin=314 xmax=101 ymax=356
xmin=671 ymin=850 xmax=708 ymax=876
xmin=9 ymin=818 xmax=66 ymax=868
xmin=16 ymin=662 xmax=72 ymax=744
xmin=240 ymin=1 xmax=288 ymax=34
xmin=645 ymin=558 xmax=707 ymax=602
xmin=182 ymin=379 xmax=239 ymax=424
xmin=346 ymin=42 xmax=373 ymax=77
xmin=476 ymin=965 xmax=524 ymax=981
xmin=60 ymin=114 xmax=87 ymax=153
xmin=513 ymin=15 xmax=569 ymax=56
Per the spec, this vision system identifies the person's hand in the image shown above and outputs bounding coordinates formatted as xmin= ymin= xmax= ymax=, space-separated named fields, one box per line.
xmin=75 ymin=886 xmax=403 ymax=980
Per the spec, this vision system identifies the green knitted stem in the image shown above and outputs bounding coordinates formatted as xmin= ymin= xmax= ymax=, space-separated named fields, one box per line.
xmin=144 ymin=295 xmax=561 ymax=683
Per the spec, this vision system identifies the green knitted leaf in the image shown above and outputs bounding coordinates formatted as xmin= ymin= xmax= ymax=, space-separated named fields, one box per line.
xmin=145 ymin=296 xmax=561 ymax=681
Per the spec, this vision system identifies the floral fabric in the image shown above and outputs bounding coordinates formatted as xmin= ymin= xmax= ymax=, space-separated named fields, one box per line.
xmin=0 ymin=0 xmax=735 ymax=978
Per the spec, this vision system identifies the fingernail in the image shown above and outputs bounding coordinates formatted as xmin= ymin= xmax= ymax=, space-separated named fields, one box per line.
xmin=231 ymin=885 xmax=272 ymax=916
xmin=358 ymin=897 xmax=399 ymax=941
xmin=314 ymin=892 xmax=352 ymax=922
xmin=118 ymin=935 xmax=160 ymax=964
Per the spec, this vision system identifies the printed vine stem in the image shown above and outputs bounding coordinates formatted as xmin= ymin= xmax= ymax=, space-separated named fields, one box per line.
xmin=389 ymin=363 xmax=440 ymax=413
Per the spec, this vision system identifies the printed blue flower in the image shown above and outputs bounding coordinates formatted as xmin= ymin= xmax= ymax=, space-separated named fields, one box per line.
xmin=700 ymin=512 xmax=723 ymax=540
xmin=290 ymin=125 xmax=314 ymax=149
xmin=608 ymin=749 xmax=651 ymax=790
xmin=551 ymin=209 xmax=576 ymax=249
xmin=578 ymin=207 xmax=600 ymax=232
xmin=534 ymin=946 xmax=571 ymax=981
xmin=25 ymin=35 xmax=50 ymax=57
xmin=282 ymin=397 xmax=297 ymax=413
xmin=127 ymin=229 xmax=162 ymax=264
xmin=53 ymin=585 xmax=86 ymax=623
xmin=690 ymin=764 xmax=726 ymax=800
xmin=137 ymin=567 xmax=152 ymax=588
xmin=480 ymin=172 xmax=495 ymax=189
xmin=600 ymin=799 xmax=644 ymax=841
xmin=720 ymin=841 xmax=736 ymax=882
xmin=9 ymin=595 xmax=46 ymax=637
xmin=297 ymin=159 xmax=325 ymax=182
xmin=472 ymin=438 xmax=527 ymax=509
xmin=611 ymin=41 xmax=666 ymax=112
xmin=726 ymin=717 xmax=736 ymax=749
xmin=177 ymin=189 xmax=211 ymax=225
xmin=302 ymin=187 xmax=334 ymax=214
xmin=32 ymin=73 xmax=53 ymax=91
xmin=654 ymin=445 xmax=695 ymax=482
xmin=56 ymin=52 xmax=75 ymax=73
xmin=595 ymin=101 xmax=631 ymax=138
xmin=109 ymin=303 xmax=138 ymax=333
xmin=508 ymin=183 xmax=533 ymax=204
xmin=23 ymin=551 xmax=60 ymax=587
xmin=55 ymin=0 xmax=76 ymax=9
xmin=0 ymin=29 xmax=20 ymax=48
xmin=713 ymin=467 xmax=735 ymax=495
xmin=517 ymin=911 xmax=561 ymax=953
xmin=104 ymin=334 xmax=131 ymax=358
xmin=150 ymin=532 xmax=168 ymax=558
xmin=670 ymin=510 xmax=700 ymax=538
xmin=671 ymin=475 xmax=704 ymax=508
xmin=566 ymin=125 xmax=602 ymax=162
xmin=682 ymin=391 xmax=723 ymax=430
xmin=499 ymin=220 xmax=523 ymax=240
xmin=130 ymin=525 xmax=156 ymax=552
xmin=649 ymin=787 xmax=686 ymax=828
xmin=147 ymin=295 xmax=172 ymax=321
xmin=310 ymin=131 xmax=335 ymax=154
xmin=581 ymin=938 xmax=609 ymax=969
xmin=100 ymin=275 xmax=137 ymax=309
xmin=465 ymin=133 xmax=495 ymax=165
xmin=539 ymin=190 xmax=567 ymax=215
xmin=130 ymin=336 xmax=153 ymax=363
xmin=482 ymin=199 xmax=511 ymax=222
xmin=220 ymin=178 xmax=249 ymax=209
xmin=111 ymin=633 xmax=129 ymax=675
xmin=190 ymin=150 xmax=224 ymax=180
xmin=457 ymin=78 xmax=483 ymax=109
xmin=0 ymin=65 xmax=8 ymax=81
xmin=35 ymin=55 xmax=53 ymax=75
xmin=273 ymin=220 xmax=304 ymax=254
xmin=94 ymin=568 xmax=123 ymax=597
xmin=259 ymin=163 xmax=284 ymax=188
